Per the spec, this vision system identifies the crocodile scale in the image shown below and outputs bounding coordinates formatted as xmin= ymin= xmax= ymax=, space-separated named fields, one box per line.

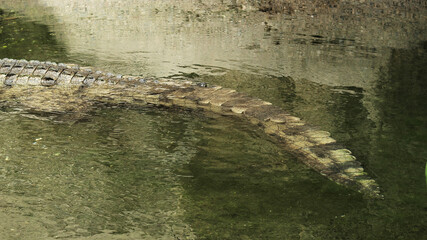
xmin=0 ymin=58 xmax=381 ymax=198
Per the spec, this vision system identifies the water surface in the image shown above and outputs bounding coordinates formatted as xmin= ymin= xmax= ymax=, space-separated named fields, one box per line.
xmin=0 ymin=1 xmax=426 ymax=239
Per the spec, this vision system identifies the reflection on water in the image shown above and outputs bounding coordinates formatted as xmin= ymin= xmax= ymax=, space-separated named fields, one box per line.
xmin=1 ymin=0 xmax=426 ymax=86
xmin=0 ymin=1 xmax=426 ymax=239
xmin=369 ymin=44 xmax=427 ymax=200
xmin=0 ymin=8 xmax=66 ymax=61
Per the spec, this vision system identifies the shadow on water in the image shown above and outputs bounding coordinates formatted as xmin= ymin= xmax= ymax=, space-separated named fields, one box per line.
xmin=0 ymin=9 xmax=68 ymax=63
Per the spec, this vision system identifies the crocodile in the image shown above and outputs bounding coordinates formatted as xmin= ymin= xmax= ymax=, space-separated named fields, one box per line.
xmin=0 ymin=58 xmax=381 ymax=198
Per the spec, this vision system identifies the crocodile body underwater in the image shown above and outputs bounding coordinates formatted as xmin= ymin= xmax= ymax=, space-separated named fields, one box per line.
xmin=0 ymin=58 xmax=381 ymax=198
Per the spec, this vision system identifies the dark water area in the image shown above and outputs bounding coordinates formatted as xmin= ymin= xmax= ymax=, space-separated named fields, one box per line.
xmin=0 ymin=1 xmax=426 ymax=239
xmin=0 ymin=9 xmax=67 ymax=63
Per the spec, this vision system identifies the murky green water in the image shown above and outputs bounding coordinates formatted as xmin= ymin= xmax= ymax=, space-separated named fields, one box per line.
xmin=0 ymin=2 xmax=426 ymax=239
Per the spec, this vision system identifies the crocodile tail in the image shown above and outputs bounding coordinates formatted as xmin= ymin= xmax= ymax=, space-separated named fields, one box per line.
xmin=163 ymin=85 xmax=382 ymax=198
xmin=0 ymin=58 xmax=381 ymax=198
